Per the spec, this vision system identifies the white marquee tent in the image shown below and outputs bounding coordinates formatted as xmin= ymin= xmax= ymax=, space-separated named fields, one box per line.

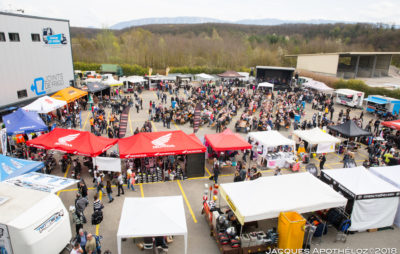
xmin=370 ymin=165 xmax=400 ymax=227
xmin=195 ymin=73 xmax=215 ymax=80
xmin=247 ymin=131 xmax=295 ymax=149
xmin=220 ymin=173 xmax=347 ymax=225
xmin=293 ymin=128 xmax=341 ymax=153
xmin=302 ymin=80 xmax=334 ymax=93
xmin=321 ymin=166 xmax=400 ymax=231
xmin=117 ymin=196 xmax=188 ymax=254
xmin=23 ymin=96 xmax=67 ymax=114
xmin=257 ymin=82 xmax=274 ymax=89
xmin=120 ymin=76 xmax=146 ymax=83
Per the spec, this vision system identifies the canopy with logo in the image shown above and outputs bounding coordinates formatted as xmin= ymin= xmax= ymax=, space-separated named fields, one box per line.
xmin=3 ymin=108 xmax=48 ymax=135
xmin=205 ymin=129 xmax=252 ymax=152
xmin=51 ymin=86 xmax=88 ymax=103
xmin=26 ymin=128 xmax=117 ymax=157
xmin=81 ymin=82 xmax=109 ymax=93
xmin=118 ymin=130 xmax=206 ymax=159
xmin=23 ymin=96 xmax=67 ymax=114
xmin=381 ymin=119 xmax=400 ymax=130
xmin=0 ymin=155 xmax=44 ymax=181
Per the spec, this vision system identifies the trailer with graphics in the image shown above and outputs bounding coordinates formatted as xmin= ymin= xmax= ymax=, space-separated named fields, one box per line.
xmin=0 ymin=12 xmax=74 ymax=110
xmin=0 ymin=183 xmax=72 ymax=254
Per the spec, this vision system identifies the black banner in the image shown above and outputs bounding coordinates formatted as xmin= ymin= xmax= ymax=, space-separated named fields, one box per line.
xmin=193 ymin=103 xmax=201 ymax=133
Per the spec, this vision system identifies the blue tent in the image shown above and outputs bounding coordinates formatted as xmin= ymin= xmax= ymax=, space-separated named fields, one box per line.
xmin=3 ymin=108 xmax=48 ymax=135
xmin=0 ymin=155 xmax=44 ymax=181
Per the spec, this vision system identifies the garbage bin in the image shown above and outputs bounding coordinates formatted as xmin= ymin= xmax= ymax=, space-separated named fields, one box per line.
xmin=278 ymin=211 xmax=306 ymax=251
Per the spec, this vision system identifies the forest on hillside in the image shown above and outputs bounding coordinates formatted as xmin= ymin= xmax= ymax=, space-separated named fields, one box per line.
xmin=71 ymin=23 xmax=400 ymax=71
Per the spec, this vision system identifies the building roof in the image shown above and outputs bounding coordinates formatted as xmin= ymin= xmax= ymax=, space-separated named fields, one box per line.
xmin=286 ymin=52 xmax=400 ymax=57
xmin=256 ymin=66 xmax=295 ymax=71
xmin=0 ymin=11 xmax=69 ymax=23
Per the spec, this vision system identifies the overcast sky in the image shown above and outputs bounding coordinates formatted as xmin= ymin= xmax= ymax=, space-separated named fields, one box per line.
xmin=1 ymin=0 xmax=400 ymax=28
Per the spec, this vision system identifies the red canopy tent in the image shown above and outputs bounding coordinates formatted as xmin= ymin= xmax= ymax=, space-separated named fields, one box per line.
xmin=119 ymin=130 xmax=206 ymax=159
xmin=381 ymin=119 xmax=400 ymax=130
xmin=26 ymin=128 xmax=117 ymax=157
xmin=204 ymin=129 xmax=252 ymax=151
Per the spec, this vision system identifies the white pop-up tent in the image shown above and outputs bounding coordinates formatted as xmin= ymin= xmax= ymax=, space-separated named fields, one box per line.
xmin=293 ymin=128 xmax=341 ymax=153
xmin=321 ymin=166 xmax=400 ymax=231
xmin=117 ymin=196 xmax=188 ymax=254
xmin=220 ymin=172 xmax=347 ymax=225
xmin=23 ymin=96 xmax=67 ymax=114
xmin=370 ymin=165 xmax=400 ymax=227
xmin=302 ymin=80 xmax=334 ymax=93
xmin=0 ymin=183 xmax=72 ymax=254
xmin=120 ymin=76 xmax=146 ymax=83
xmin=247 ymin=131 xmax=295 ymax=150
xmin=93 ymin=157 xmax=121 ymax=172
xmin=195 ymin=73 xmax=215 ymax=80
xmin=257 ymin=82 xmax=274 ymax=90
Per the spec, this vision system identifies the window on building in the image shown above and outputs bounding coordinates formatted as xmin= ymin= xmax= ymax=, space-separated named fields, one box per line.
xmin=0 ymin=32 xmax=5 ymax=42
xmin=17 ymin=89 xmax=27 ymax=99
xmin=8 ymin=33 xmax=20 ymax=42
xmin=31 ymin=33 xmax=40 ymax=42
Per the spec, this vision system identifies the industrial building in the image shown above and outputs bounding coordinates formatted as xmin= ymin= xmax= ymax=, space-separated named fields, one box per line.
xmin=0 ymin=12 xmax=74 ymax=110
xmin=287 ymin=52 xmax=400 ymax=79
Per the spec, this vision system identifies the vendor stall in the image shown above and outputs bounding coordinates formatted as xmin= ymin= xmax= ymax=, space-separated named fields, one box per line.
xmin=293 ymin=128 xmax=341 ymax=154
xmin=117 ymin=196 xmax=188 ymax=254
xmin=321 ymin=166 xmax=400 ymax=231
xmin=23 ymin=96 xmax=67 ymax=114
xmin=302 ymin=80 xmax=334 ymax=93
xmin=0 ymin=154 xmax=44 ymax=181
xmin=26 ymin=128 xmax=117 ymax=157
xmin=381 ymin=119 xmax=400 ymax=130
xmin=119 ymin=130 xmax=206 ymax=178
xmin=3 ymin=108 xmax=48 ymax=135
xmin=370 ymin=165 xmax=400 ymax=227
xmin=335 ymin=89 xmax=364 ymax=108
xmin=247 ymin=131 xmax=296 ymax=169
xmin=51 ymin=86 xmax=88 ymax=103
xmin=365 ymin=95 xmax=400 ymax=116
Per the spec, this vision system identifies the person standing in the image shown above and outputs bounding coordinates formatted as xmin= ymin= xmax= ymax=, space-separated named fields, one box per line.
xmin=129 ymin=172 xmax=136 ymax=191
xmin=330 ymin=107 xmax=334 ymax=121
xmin=70 ymin=241 xmax=84 ymax=254
xmin=319 ymin=153 xmax=326 ymax=170
xmin=213 ymin=158 xmax=220 ymax=184
xmin=71 ymin=207 xmax=84 ymax=236
xmin=106 ymin=181 xmax=114 ymax=203
xmin=75 ymin=229 xmax=87 ymax=254
xmin=93 ymin=194 xmax=104 ymax=212
xmin=117 ymin=173 xmax=125 ymax=196
xmin=126 ymin=168 xmax=132 ymax=190
xmin=85 ymin=234 xmax=97 ymax=254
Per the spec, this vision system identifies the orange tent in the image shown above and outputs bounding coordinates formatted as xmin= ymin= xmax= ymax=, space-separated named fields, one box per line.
xmin=51 ymin=86 xmax=88 ymax=103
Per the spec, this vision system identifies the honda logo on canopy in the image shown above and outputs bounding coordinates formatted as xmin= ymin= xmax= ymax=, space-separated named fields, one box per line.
xmin=55 ymin=134 xmax=80 ymax=147
xmin=151 ymin=133 xmax=175 ymax=149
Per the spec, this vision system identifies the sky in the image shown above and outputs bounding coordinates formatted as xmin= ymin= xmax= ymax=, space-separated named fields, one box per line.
xmin=1 ymin=0 xmax=400 ymax=28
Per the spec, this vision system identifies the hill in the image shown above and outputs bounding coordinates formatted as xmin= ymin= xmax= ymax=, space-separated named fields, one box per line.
xmin=70 ymin=22 xmax=400 ymax=71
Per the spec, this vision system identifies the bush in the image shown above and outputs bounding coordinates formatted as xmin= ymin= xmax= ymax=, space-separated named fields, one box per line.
xmin=120 ymin=64 xmax=147 ymax=76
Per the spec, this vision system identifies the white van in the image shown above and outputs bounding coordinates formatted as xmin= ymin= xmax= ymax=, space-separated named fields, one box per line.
xmin=0 ymin=183 xmax=71 ymax=254
xmin=335 ymin=89 xmax=365 ymax=108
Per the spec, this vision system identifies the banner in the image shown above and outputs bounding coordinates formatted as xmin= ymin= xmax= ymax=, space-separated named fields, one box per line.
xmin=4 ymin=172 xmax=78 ymax=193
xmin=166 ymin=67 xmax=170 ymax=76
xmin=149 ymin=68 xmax=153 ymax=76
xmin=316 ymin=143 xmax=335 ymax=154
xmin=0 ymin=128 xmax=7 ymax=155
xmin=193 ymin=103 xmax=201 ymax=133
xmin=93 ymin=156 xmax=121 ymax=172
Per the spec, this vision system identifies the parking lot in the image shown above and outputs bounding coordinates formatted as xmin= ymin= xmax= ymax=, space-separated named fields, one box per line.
xmin=56 ymin=90 xmax=400 ymax=253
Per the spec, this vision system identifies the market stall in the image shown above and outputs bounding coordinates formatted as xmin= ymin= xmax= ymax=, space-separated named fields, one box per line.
xmin=81 ymin=81 xmax=109 ymax=93
xmin=204 ymin=129 xmax=252 ymax=168
xmin=321 ymin=166 xmax=400 ymax=231
xmin=26 ymin=128 xmax=117 ymax=157
xmin=293 ymin=128 xmax=341 ymax=155
xmin=119 ymin=130 xmax=206 ymax=179
xmin=327 ymin=120 xmax=372 ymax=152
xmin=335 ymin=89 xmax=364 ymax=108
xmin=51 ymin=86 xmax=88 ymax=103
xmin=195 ymin=73 xmax=216 ymax=81
xmin=364 ymin=95 xmax=400 ymax=116
xmin=247 ymin=131 xmax=296 ymax=169
xmin=302 ymin=80 xmax=334 ymax=93
xmin=3 ymin=108 xmax=48 ymax=135
xmin=369 ymin=165 xmax=400 ymax=227
xmin=0 ymin=154 xmax=44 ymax=181
xmin=117 ymin=196 xmax=188 ymax=254
xmin=381 ymin=119 xmax=400 ymax=130
xmin=22 ymin=96 xmax=67 ymax=114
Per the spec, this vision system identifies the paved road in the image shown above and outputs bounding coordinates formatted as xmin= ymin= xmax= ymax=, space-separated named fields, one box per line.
xmin=56 ymin=89 xmax=400 ymax=253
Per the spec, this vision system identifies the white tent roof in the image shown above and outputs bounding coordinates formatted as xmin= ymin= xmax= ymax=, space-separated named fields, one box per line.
xmin=117 ymin=196 xmax=188 ymax=254
xmin=257 ymin=82 xmax=274 ymax=89
xmin=323 ymin=166 xmax=400 ymax=195
xmin=195 ymin=73 xmax=215 ymax=80
xmin=247 ymin=131 xmax=295 ymax=149
xmin=336 ymin=89 xmax=362 ymax=96
xmin=293 ymin=128 xmax=341 ymax=145
xmin=220 ymin=173 xmax=347 ymax=225
xmin=23 ymin=96 xmax=67 ymax=114
xmin=302 ymin=80 xmax=334 ymax=92
xmin=120 ymin=76 xmax=146 ymax=83
xmin=370 ymin=165 xmax=400 ymax=189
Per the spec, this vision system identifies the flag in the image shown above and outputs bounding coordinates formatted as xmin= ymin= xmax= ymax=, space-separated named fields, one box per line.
xmin=149 ymin=68 xmax=153 ymax=76
xmin=0 ymin=128 xmax=7 ymax=155
xmin=166 ymin=67 xmax=170 ymax=76
xmin=193 ymin=103 xmax=201 ymax=133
